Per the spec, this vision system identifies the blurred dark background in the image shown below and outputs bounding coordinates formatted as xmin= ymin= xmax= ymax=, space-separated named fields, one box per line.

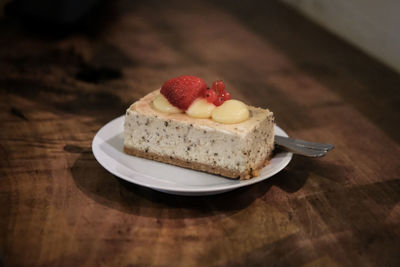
xmin=1 ymin=0 xmax=399 ymax=141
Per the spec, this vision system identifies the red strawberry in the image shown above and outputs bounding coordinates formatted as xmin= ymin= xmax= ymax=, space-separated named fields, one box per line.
xmin=161 ymin=75 xmax=207 ymax=110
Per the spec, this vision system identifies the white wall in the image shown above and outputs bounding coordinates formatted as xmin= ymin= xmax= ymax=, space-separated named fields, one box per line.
xmin=281 ymin=0 xmax=400 ymax=73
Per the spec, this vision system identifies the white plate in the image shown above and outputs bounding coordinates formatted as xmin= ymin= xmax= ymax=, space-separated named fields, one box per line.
xmin=92 ymin=116 xmax=293 ymax=196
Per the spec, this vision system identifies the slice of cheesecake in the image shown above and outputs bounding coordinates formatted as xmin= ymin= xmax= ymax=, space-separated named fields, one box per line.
xmin=124 ymin=90 xmax=275 ymax=179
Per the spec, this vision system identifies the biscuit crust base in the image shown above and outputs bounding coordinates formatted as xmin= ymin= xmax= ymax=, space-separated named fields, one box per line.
xmin=124 ymin=146 xmax=271 ymax=179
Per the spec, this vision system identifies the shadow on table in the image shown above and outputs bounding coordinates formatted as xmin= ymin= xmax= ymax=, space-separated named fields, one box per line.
xmin=70 ymin=151 xmax=308 ymax=219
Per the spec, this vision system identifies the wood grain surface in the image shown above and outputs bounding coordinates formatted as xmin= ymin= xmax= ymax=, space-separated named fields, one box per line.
xmin=1 ymin=0 xmax=400 ymax=266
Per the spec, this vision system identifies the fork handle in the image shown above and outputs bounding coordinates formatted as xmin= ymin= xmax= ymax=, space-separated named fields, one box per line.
xmin=275 ymin=136 xmax=334 ymax=151
xmin=275 ymin=137 xmax=331 ymax=157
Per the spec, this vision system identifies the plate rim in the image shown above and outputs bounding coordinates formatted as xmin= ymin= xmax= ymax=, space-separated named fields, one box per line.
xmin=92 ymin=115 xmax=293 ymax=194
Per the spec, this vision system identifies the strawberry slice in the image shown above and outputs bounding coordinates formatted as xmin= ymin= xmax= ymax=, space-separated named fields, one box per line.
xmin=161 ymin=75 xmax=207 ymax=110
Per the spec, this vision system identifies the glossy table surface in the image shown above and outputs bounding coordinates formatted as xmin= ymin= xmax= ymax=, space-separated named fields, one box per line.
xmin=1 ymin=1 xmax=400 ymax=266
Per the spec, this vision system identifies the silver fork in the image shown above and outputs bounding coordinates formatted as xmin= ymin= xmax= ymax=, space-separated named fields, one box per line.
xmin=274 ymin=135 xmax=334 ymax=157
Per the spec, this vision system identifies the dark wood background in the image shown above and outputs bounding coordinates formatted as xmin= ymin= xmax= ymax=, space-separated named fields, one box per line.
xmin=1 ymin=0 xmax=400 ymax=266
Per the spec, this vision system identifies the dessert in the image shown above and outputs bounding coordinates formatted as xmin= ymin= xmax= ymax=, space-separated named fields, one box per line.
xmin=124 ymin=76 xmax=275 ymax=179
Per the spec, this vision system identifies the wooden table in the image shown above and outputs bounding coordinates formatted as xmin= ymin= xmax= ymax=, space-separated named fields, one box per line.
xmin=1 ymin=1 xmax=400 ymax=266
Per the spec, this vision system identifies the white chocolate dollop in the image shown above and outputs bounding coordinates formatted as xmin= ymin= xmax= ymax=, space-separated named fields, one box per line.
xmin=211 ymin=100 xmax=249 ymax=124
xmin=152 ymin=94 xmax=183 ymax=114
xmin=186 ymin=98 xmax=216 ymax=118
xmin=152 ymin=93 xmax=250 ymax=124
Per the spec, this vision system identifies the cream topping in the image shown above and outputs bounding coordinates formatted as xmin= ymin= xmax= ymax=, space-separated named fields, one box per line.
xmin=132 ymin=90 xmax=273 ymax=136
xmin=211 ymin=100 xmax=250 ymax=124
xmin=151 ymin=91 xmax=250 ymax=124
xmin=152 ymin=93 xmax=183 ymax=114
xmin=185 ymin=98 xmax=216 ymax=119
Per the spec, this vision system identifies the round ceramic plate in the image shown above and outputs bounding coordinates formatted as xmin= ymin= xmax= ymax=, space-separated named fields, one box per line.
xmin=92 ymin=115 xmax=293 ymax=196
